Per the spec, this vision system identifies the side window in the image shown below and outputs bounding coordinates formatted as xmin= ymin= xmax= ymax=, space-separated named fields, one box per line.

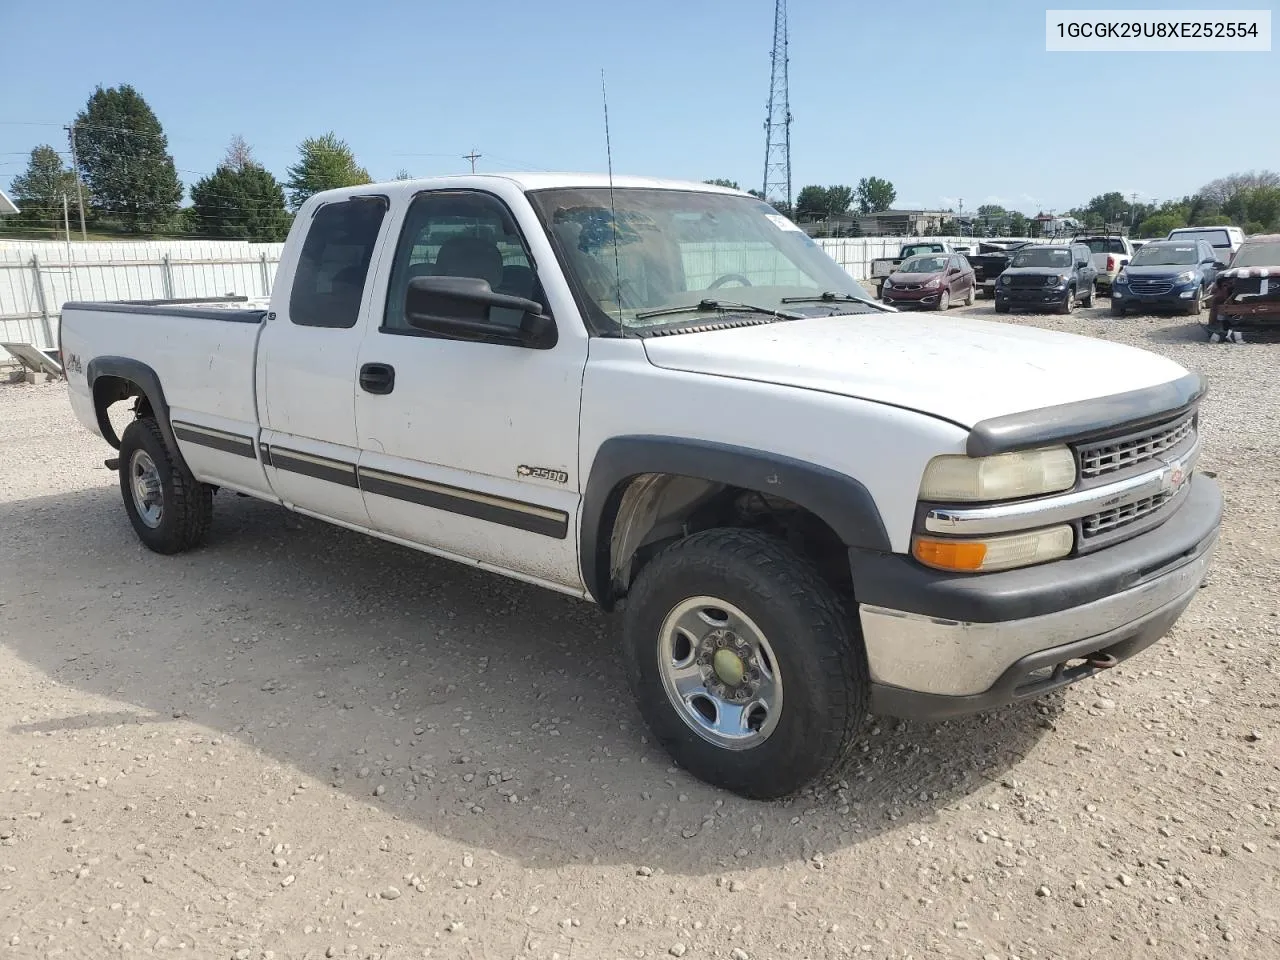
xmin=383 ymin=191 xmax=538 ymax=333
xmin=289 ymin=198 xmax=387 ymax=329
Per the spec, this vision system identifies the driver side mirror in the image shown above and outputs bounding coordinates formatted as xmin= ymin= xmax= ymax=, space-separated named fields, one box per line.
xmin=404 ymin=276 xmax=557 ymax=350
xmin=1076 ymin=259 xmax=1089 ymax=268
xmin=1213 ymin=261 xmax=1228 ymax=270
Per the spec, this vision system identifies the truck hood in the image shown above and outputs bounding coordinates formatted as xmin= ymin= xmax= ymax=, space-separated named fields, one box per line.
xmin=641 ymin=313 xmax=1187 ymax=429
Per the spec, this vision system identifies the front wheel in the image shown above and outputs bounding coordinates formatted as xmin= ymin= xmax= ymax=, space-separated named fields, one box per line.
xmin=994 ymin=301 xmax=1010 ymax=314
xmin=1185 ymin=285 xmax=1203 ymax=316
xmin=1055 ymin=287 xmax=1075 ymax=315
xmin=118 ymin=418 xmax=213 ymax=554
xmin=622 ymin=529 xmax=867 ymax=799
xmin=1110 ymin=303 xmax=1126 ymax=318
xmin=936 ymin=289 xmax=950 ymax=311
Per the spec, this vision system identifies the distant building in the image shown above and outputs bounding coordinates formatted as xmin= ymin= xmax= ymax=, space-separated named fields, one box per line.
xmin=856 ymin=209 xmax=956 ymax=237
xmin=1032 ymin=213 xmax=1081 ymax=237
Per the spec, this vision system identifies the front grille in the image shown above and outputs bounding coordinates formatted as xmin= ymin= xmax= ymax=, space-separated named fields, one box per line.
xmin=1009 ymin=274 xmax=1051 ymax=288
xmin=895 ymin=283 xmax=922 ymax=290
xmin=1082 ymin=490 xmax=1175 ymax=538
xmin=1129 ymin=279 xmax=1174 ymax=296
xmin=1078 ymin=415 xmax=1195 ymax=479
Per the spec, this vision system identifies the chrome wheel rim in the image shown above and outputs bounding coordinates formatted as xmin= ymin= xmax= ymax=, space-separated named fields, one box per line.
xmin=657 ymin=597 xmax=783 ymax=751
xmin=129 ymin=450 xmax=163 ymax=528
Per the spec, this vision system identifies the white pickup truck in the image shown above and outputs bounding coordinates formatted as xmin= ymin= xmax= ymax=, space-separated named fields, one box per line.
xmin=61 ymin=174 xmax=1222 ymax=800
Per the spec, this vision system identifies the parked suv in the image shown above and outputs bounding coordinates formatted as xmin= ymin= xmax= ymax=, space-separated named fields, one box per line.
xmin=1111 ymin=239 xmax=1222 ymax=317
xmin=880 ymin=253 xmax=976 ymax=310
xmin=994 ymin=243 xmax=1098 ymax=314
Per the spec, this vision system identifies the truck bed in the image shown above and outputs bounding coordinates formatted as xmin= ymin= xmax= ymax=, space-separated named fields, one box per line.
xmin=60 ymin=297 xmax=270 ymax=497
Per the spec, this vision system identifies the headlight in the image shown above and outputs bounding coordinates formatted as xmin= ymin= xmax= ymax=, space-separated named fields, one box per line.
xmin=1048 ymin=274 xmax=1068 ymax=287
xmin=913 ymin=526 xmax=1074 ymax=572
xmin=882 ymin=278 xmax=892 ymax=288
xmin=1176 ymin=270 xmax=1197 ymax=283
xmin=1115 ymin=271 xmax=1129 ymax=284
xmin=1001 ymin=275 xmax=1012 ymax=285
xmin=923 ymin=277 xmax=940 ymax=288
xmin=919 ymin=445 xmax=1076 ymax=501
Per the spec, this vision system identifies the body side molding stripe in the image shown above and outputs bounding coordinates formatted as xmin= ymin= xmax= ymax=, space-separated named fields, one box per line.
xmin=268 ymin=447 xmax=360 ymax=488
xmin=171 ymin=421 xmax=257 ymax=459
xmin=358 ymin=466 xmax=569 ymax=539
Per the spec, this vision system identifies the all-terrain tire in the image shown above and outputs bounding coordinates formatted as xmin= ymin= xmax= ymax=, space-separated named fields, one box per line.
xmin=1185 ymin=285 xmax=1203 ymax=316
xmin=118 ymin=417 xmax=213 ymax=554
xmin=622 ymin=528 xmax=868 ymax=799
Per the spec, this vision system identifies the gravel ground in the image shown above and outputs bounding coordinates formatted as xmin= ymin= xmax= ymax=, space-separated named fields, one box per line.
xmin=0 ymin=304 xmax=1277 ymax=960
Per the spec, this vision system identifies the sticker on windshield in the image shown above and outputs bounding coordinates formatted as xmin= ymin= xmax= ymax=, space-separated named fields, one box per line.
xmin=765 ymin=214 xmax=803 ymax=233
xmin=1174 ymin=246 xmax=1193 ymax=251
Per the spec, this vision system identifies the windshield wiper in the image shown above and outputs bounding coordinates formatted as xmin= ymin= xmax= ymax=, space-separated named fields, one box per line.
xmin=779 ymin=291 xmax=873 ymax=305
xmin=634 ymin=298 xmax=806 ymax=321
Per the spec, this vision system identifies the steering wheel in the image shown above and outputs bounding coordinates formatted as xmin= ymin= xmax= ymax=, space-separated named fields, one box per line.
xmin=707 ymin=273 xmax=753 ymax=290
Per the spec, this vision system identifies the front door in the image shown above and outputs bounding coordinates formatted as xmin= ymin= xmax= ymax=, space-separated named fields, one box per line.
xmin=257 ymin=195 xmax=390 ymax=527
xmin=353 ymin=187 xmax=589 ymax=593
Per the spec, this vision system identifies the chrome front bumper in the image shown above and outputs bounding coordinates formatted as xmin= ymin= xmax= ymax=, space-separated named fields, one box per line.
xmin=853 ymin=472 xmax=1222 ymax=719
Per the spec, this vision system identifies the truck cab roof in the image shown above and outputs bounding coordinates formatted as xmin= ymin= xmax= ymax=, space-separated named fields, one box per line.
xmin=312 ymin=173 xmax=752 ymax=204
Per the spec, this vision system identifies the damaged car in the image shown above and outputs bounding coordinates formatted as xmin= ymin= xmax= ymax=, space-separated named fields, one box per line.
xmin=1208 ymin=233 xmax=1280 ymax=343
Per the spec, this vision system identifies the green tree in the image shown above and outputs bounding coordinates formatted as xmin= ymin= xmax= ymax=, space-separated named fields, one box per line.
xmin=284 ymin=132 xmax=371 ymax=210
xmin=72 ymin=84 xmax=183 ymax=231
xmin=190 ymin=156 xmax=292 ymax=242
xmin=855 ymin=176 xmax=896 ymax=213
xmin=1008 ymin=212 xmax=1029 ymax=236
xmin=7 ymin=145 xmax=79 ymax=227
xmin=704 ymin=178 xmax=740 ymax=189
xmin=1223 ymin=185 xmax=1280 ymax=230
xmin=394 ymin=169 xmax=414 ymax=181
xmin=1136 ymin=212 xmax=1185 ymax=238
xmin=795 ymin=184 xmax=853 ymax=220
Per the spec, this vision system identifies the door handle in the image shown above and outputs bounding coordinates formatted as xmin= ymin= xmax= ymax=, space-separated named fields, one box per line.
xmin=359 ymin=362 xmax=395 ymax=395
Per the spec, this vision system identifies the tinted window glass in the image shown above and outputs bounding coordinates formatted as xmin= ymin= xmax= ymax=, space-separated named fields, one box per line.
xmin=289 ymin=198 xmax=387 ymax=328
xmin=1011 ymin=248 xmax=1072 ymax=268
xmin=383 ymin=191 xmax=538 ymax=333
xmin=1168 ymin=229 xmax=1230 ymax=249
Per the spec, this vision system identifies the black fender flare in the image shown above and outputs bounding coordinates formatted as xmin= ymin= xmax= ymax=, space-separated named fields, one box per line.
xmin=579 ymin=435 xmax=891 ymax=608
xmin=85 ymin=356 xmax=189 ymax=473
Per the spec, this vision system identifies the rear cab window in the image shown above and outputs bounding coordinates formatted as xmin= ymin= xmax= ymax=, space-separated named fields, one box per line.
xmin=289 ymin=197 xmax=389 ymax=329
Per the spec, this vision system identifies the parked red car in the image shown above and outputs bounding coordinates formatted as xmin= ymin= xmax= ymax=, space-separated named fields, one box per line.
xmin=880 ymin=253 xmax=975 ymax=310
xmin=1209 ymin=233 xmax=1280 ymax=343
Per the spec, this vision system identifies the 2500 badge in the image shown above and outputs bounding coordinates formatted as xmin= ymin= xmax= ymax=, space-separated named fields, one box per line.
xmin=517 ymin=465 xmax=569 ymax=484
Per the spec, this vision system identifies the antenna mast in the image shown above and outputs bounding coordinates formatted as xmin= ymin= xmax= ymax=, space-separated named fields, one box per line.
xmin=761 ymin=0 xmax=792 ymax=214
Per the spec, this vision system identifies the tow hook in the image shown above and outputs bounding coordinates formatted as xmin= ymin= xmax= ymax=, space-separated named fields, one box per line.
xmin=1087 ymin=652 xmax=1119 ymax=670
xmin=104 ymin=457 xmax=120 ymax=471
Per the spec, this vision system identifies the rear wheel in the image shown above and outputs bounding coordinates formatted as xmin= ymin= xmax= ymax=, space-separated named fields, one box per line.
xmin=964 ymin=283 xmax=975 ymax=306
xmin=118 ymin=418 xmax=213 ymax=554
xmin=1081 ymin=285 xmax=1095 ymax=308
xmin=622 ymin=528 xmax=867 ymax=799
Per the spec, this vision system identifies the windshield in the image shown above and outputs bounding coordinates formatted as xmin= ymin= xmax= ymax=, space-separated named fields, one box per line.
xmin=1079 ymin=238 xmax=1127 ymax=254
xmin=899 ymin=255 xmax=947 ymax=273
xmin=1131 ymin=243 xmax=1198 ymax=266
xmin=1011 ymin=247 xmax=1072 ymax=268
xmin=1169 ymin=229 xmax=1230 ymax=248
xmin=526 ymin=188 xmax=875 ymax=333
xmin=1231 ymin=241 xmax=1280 ymax=268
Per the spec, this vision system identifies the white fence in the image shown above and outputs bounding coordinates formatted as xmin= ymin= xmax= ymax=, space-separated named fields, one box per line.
xmin=0 ymin=240 xmax=284 ymax=350
xmin=0 ymin=234 xmax=1044 ymax=352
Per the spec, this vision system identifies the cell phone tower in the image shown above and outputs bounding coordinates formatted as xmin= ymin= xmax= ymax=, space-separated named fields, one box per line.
xmin=761 ymin=0 xmax=792 ymax=214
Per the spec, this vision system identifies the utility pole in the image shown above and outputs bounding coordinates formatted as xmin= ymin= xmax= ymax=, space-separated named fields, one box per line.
xmin=463 ymin=149 xmax=481 ymax=174
xmin=64 ymin=124 xmax=87 ymax=240
xmin=62 ymin=192 xmax=71 ymax=245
